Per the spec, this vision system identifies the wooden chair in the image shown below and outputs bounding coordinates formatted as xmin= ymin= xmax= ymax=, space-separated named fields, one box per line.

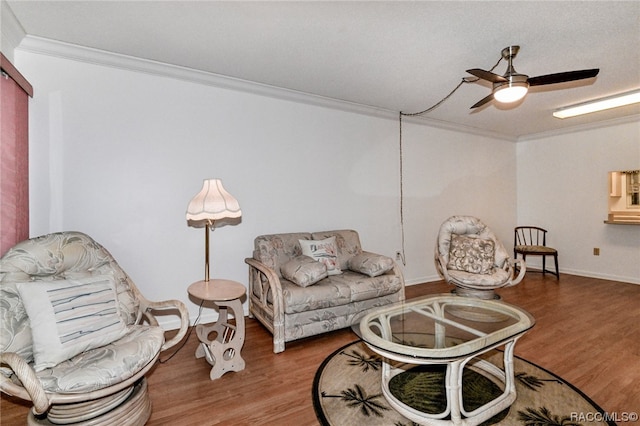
xmin=514 ymin=226 xmax=559 ymax=278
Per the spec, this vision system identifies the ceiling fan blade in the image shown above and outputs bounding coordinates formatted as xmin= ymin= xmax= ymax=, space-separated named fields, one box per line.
xmin=470 ymin=93 xmax=494 ymax=109
xmin=466 ymin=68 xmax=508 ymax=83
xmin=528 ymin=68 xmax=600 ymax=86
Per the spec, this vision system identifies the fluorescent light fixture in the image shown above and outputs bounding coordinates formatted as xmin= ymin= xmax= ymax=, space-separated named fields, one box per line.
xmin=553 ymin=89 xmax=640 ymax=119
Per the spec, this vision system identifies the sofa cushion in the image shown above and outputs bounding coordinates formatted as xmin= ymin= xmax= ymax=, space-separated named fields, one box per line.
xmin=327 ymin=271 xmax=404 ymax=303
xmin=447 ymin=268 xmax=511 ymax=287
xmin=299 ymin=237 xmax=342 ymax=275
xmin=348 ymin=251 xmax=394 ymax=277
xmin=281 ymin=278 xmax=352 ymax=314
xmin=280 ymin=270 xmax=403 ymax=314
xmin=515 ymin=244 xmax=557 ymax=254
xmin=447 ymin=234 xmax=495 ymax=274
xmin=311 ymin=230 xmax=362 ymax=271
xmin=281 ymin=255 xmax=328 ymax=287
xmin=35 ymin=325 xmax=164 ymax=393
xmin=253 ymin=232 xmax=312 ymax=278
xmin=16 ymin=275 xmax=129 ymax=371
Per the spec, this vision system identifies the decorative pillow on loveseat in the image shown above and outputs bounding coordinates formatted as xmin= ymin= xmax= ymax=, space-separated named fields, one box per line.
xmin=447 ymin=234 xmax=495 ymax=274
xmin=16 ymin=275 xmax=129 ymax=371
xmin=281 ymin=255 xmax=328 ymax=287
xmin=348 ymin=252 xmax=394 ymax=277
xmin=299 ymin=237 xmax=342 ymax=275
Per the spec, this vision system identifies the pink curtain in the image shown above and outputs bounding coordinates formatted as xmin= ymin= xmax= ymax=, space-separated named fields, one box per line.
xmin=1 ymin=54 xmax=32 ymax=256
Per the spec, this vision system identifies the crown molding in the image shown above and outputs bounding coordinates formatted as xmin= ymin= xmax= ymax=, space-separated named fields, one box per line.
xmin=17 ymin=35 xmax=517 ymax=142
xmin=13 ymin=35 xmax=637 ymax=143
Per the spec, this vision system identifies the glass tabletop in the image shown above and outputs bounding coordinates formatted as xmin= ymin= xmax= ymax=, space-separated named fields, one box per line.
xmin=354 ymin=294 xmax=535 ymax=362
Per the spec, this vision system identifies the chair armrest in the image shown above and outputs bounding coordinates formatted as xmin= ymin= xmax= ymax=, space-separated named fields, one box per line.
xmin=244 ymin=258 xmax=284 ymax=315
xmin=434 ymin=252 xmax=452 ymax=282
xmin=137 ymin=298 xmax=190 ymax=351
xmin=0 ymin=352 xmax=50 ymax=415
xmin=390 ymin=261 xmax=406 ymax=302
xmin=509 ymin=258 xmax=526 ymax=286
xmin=245 ymin=257 xmax=286 ymax=352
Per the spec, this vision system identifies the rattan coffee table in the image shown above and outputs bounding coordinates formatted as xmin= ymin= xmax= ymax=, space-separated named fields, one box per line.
xmin=356 ymin=294 xmax=535 ymax=426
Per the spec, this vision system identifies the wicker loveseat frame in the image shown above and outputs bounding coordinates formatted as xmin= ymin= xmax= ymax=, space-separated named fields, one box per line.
xmin=245 ymin=229 xmax=405 ymax=353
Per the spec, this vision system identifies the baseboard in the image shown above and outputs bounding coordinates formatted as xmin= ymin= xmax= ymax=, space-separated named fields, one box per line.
xmin=405 ymin=271 xmax=639 ymax=286
xmin=405 ymin=275 xmax=441 ymax=286
xmin=558 ymin=268 xmax=640 ymax=285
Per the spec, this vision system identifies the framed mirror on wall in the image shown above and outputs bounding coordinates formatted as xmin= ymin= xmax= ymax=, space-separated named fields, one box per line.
xmin=606 ymin=170 xmax=640 ymax=224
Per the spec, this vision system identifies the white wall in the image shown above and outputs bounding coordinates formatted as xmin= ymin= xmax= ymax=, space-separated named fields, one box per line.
xmin=15 ymin=48 xmax=521 ymax=328
xmin=399 ymin=121 xmax=518 ymax=281
xmin=517 ymin=121 xmax=640 ymax=283
xmin=15 ymin=43 xmax=639 ymax=329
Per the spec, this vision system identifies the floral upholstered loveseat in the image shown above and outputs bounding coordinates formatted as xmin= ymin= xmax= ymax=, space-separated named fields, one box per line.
xmin=245 ymin=230 xmax=405 ymax=353
xmin=0 ymin=232 xmax=189 ymax=425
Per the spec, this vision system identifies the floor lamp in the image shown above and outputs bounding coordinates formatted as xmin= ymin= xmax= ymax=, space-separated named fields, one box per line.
xmin=186 ymin=178 xmax=242 ymax=284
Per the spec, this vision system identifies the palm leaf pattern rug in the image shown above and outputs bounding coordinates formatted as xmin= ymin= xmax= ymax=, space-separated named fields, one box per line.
xmin=313 ymin=340 xmax=615 ymax=426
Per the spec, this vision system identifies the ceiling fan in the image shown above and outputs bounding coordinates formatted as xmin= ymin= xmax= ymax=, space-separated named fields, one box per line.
xmin=466 ymin=45 xmax=599 ymax=109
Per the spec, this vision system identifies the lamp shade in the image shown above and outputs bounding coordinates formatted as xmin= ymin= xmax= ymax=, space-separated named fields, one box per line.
xmin=186 ymin=179 xmax=241 ymax=227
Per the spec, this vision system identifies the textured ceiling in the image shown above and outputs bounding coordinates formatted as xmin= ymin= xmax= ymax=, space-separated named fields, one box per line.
xmin=6 ymin=1 xmax=640 ymax=139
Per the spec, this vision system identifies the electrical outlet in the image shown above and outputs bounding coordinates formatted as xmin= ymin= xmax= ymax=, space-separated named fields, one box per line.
xmin=395 ymin=251 xmax=403 ymax=261
xmin=593 ymin=247 xmax=600 ymax=256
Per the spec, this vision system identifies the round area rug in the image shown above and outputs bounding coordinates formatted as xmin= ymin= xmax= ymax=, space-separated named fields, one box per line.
xmin=313 ymin=340 xmax=616 ymax=426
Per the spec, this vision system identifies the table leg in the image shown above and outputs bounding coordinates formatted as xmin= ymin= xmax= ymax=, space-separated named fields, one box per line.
xmin=445 ymin=360 xmax=463 ymax=425
xmin=379 ymin=344 xmax=520 ymax=425
xmin=195 ymin=299 xmax=246 ymax=380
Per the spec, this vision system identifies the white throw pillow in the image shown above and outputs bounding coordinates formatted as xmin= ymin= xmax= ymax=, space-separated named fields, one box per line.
xmin=299 ymin=237 xmax=342 ymax=275
xmin=17 ymin=275 xmax=128 ymax=371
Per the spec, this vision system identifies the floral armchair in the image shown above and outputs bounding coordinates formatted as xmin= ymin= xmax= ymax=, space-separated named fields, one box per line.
xmin=435 ymin=216 xmax=526 ymax=299
xmin=0 ymin=232 xmax=189 ymax=425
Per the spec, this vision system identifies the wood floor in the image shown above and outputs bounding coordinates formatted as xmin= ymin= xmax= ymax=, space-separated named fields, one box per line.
xmin=2 ymin=273 xmax=639 ymax=425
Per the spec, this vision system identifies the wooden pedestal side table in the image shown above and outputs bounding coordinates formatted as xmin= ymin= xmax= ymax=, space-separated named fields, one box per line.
xmin=187 ymin=279 xmax=246 ymax=380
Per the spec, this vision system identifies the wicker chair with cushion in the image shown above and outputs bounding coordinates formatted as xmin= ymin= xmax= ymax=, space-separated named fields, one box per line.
xmin=0 ymin=232 xmax=189 ymax=425
xmin=435 ymin=216 xmax=526 ymax=299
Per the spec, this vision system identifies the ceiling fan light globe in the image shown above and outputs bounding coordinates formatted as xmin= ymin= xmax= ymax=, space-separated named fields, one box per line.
xmin=494 ymin=84 xmax=528 ymax=103
xmin=493 ymin=74 xmax=529 ymax=104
